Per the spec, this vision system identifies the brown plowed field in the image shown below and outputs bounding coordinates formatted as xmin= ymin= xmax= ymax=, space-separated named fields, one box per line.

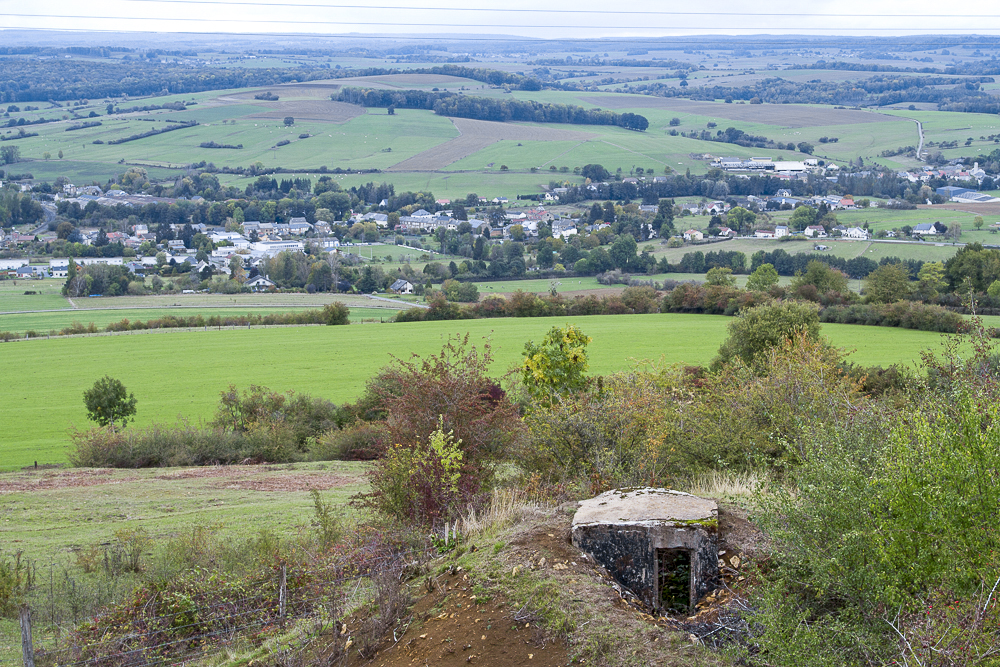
xmin=246 ymin=100 xmax=366 ymax=123
xmin=581 ymin=96 xmax=898 ymax=127
xmin=387 ymin=117 xmax=596 ymax=172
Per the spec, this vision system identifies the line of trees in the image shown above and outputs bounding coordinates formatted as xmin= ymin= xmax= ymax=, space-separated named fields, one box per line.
xmin=336 ymin=88 xmax=648 ymax=131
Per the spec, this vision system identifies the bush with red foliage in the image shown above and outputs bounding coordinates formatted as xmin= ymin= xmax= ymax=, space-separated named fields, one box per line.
xmin=355 ymin=335 xmax=523 ymax=526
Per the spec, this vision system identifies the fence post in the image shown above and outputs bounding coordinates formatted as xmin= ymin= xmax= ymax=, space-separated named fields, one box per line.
xmin=20 ymin=605 xmax=35 ymax=667
xmin=279 ymin=562 xmax=287 ymax=624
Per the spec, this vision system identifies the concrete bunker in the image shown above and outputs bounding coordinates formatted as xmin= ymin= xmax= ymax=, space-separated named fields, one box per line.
xmin=571 ymin=487 xmax=719 ymax=613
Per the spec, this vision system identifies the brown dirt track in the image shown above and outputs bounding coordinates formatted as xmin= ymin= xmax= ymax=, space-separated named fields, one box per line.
xmin=388 ymin=118 xmax=597 ymax=172
xmin=581 ymin=96 xmax=898 ymax=127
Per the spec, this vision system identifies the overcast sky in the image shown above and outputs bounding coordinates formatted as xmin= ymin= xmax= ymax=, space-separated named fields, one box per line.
xmin=0 ymin=0 xmax=995 ymax=39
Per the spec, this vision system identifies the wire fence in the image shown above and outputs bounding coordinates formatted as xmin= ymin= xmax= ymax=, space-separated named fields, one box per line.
xmin=17 ymin=545 xmax=438 ymax=667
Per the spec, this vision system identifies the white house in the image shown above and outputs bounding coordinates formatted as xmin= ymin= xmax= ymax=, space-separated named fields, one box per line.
xmin=716 ymin=227 xmax=736 ymax=237
xmin=390 ymin=279 xmax=414 ymax=294
xmin=754 ymin=229 xmax=776 ymax=239
xmin=245 ymin=275 xmax=276 ymax=291
xmin=843 ymin=227 xmax=869 ymax=239
xmin=912 ymin=222 xmax=939 ymax=236
xmin=803 ymin=225 xmax=827 ymax=238
xmin=774 ymin=225 xmax=790 ymax=238
xmin=683 ymin=229 xmax=704 ymax=241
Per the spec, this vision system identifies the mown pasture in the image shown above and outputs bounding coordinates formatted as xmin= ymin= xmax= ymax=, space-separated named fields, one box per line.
xmin=0 ymin=313 xmax=953 ymax=471
xmin=0 ymin=460 xmax=369 ymax=664
xmin=0 ymin=306 xmax=397 ymax=336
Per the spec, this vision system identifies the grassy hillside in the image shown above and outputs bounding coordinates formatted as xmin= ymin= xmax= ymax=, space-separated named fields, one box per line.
xmin=3 ymin=82 xmax=940 ymax=197
xmin=0 ymin=313 xmax=948 ymax=470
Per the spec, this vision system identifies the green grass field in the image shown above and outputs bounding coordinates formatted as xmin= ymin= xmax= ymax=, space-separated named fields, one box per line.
xmin=0 ymin=278 xmax=71 ymax=311
xmin=5 ymin=85 xmax=939 ymax=195
xmin=0 ymin=313 xmax=953 ymax=471
xmin=0 ymin=462 xmax=368 ymax=566
xmin=0 ymin=460 xmax=369 ymax=664
xmin=0 ymin=306 xmax=398 ymax=335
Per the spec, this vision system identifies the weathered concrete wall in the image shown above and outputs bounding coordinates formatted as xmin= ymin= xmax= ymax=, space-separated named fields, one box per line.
xmin=573 ymin=524 xmax=656 ymax=605
xmin=571 ymin=488 xmax=719 ymax=612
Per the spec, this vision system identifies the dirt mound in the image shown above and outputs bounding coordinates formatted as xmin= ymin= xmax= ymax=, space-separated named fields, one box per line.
xmin=348 ymin=579 xmax=568 ymax=667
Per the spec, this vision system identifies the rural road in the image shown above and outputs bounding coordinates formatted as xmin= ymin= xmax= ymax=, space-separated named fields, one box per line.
xmin=365 ymin=294 xmax=429 ymax=308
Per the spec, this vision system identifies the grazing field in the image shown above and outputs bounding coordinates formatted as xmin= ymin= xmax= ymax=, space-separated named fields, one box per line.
xmin=0 ymin=306 xmax=396 ymax=335
xmin=0 ymin=278 xmax=70 ymax=311
xmin=6 ymin=83 xmax=928 ymax=190
xmin=388 ymin=117 xmax=598 ymax=171
xmin=0 ymin=279 xmax=416 ymax=335
xmin=0 ymin=313 xmax=951 ymax=471
xmin=0 ymin=283 xmax=417 ymax=312
xmin=0 ymin=460 xmax=369 ymax=662
xmin=0 ymin=461 xmax=367 ymax=563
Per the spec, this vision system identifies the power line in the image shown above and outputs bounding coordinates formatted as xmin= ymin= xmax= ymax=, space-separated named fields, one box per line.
xmin=0 ymin=14 xmax=994 ymax=30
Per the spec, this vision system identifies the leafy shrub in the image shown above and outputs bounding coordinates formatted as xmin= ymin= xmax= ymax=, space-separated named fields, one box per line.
xmin=522 ymin=336 xmax=863 ymax=486
xmin=521 ymin=324 xmax=592 ymax=404
xmin=322 ymin=301 xmax=350 ymax=325
xmin=310 ymin=489 xmax=344 ymax=548
xmin=0 ymin=551 xmax=33 ymax=616
xmin=392 ymin=307 xmax=426 ymax=322
xmin=60 ymin=320 xmax=98 ymax=335
xmin=355 ymin=336 xmax=522 ymax=525
xmin=211 ymin=384 xmax=339 ymax=450
xmin=362 ymin=421 xmax=467 ymax=524
xmin=714 ymin=301 xmax=821 ymax=368
xmin=310 ymin=421 xmax=388 ymax=460
xmin=521 ymin=367 xmax=681 ymax=492
xmin=753 ymin=394 xmax=1000 ymax=665
xmin=820 ymin=300 xmax=966 ymax=333
xmin=70 ymin=423 xmax=303 ymax=468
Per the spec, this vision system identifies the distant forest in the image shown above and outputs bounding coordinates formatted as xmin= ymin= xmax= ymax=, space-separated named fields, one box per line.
xmin=630 ymin=71 xmax=1000 ymax=114
xmin=0 ymin=60 xmax=542 ymax=103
